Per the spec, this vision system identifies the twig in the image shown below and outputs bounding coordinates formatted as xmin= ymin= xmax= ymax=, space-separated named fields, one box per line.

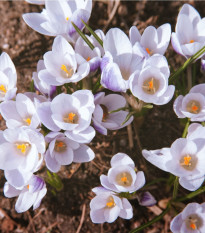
xmin=33 ymin=208 xmax=46 ymax=219
xmin=127 ymin=124 xmax=134 ymax=149
xmin=0 ymin=208 xmax=19 ymax=226
xmin=26 ymin=211 xmax=36 ymax=233
xmin=41 ymin=221 xmax=58 ymax=233
xmin=76 ymin=204 xmax=86 ymax=233
xmin=103 ymin=0 xmax=120 ymax=31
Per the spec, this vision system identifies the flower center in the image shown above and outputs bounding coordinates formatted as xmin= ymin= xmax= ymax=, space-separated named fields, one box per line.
xmin=142 ymin=77 xmax=159 ymax=95
xmin=60 ymin=64 xmax=74 ymax=78
xmin=66 ymin=17 xmax=69 ymax=21
xmin=190 ymin=40 xmax=194 ymax=43
xmin=186 ymin=214 xmax=203 ymax=231
xmin=116 ymin=172 xmax=133 ymax=187
xmin=180 ymin=154 xmax=197 ymax=171
xmin=24 ymin=118 xmax=31 ymax=126
xmin=86 ymin=56 xmax=91 ymax=61
xmin=16 ymin=142 xmax=30 ymax=155
xmin=63 ymin=112 xmax=78 ymax=124
xmin=54 ymin=140 xmax=67 ymax=152
xmin=0 ymin=84 xmax=7 ymax=95
xmin=106 ymin=196 xmax=115 ymax=208
xmin=186 ymin=100 xmax=201 ymax=114
xmin=100 ymin=104 xmax=109 ymax=122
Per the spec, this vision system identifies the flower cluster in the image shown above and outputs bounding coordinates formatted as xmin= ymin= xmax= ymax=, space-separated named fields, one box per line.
xmin=90 ymin=153 xmax=156 ymax=223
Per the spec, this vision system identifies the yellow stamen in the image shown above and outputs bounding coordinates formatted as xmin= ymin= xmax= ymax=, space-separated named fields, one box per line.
xmin=0 ymin=84 xmax=7 ymax=94
xmin=190 ymin=40 xmax=194 ymax=43
xmin=61 ymin=64 xmax=73 ymax=78
xmin=121 ymin=176 xmax=127 ymax=182
xmin=190 ymin=223 xmax=196 ymax=230
xmin=66 ymin=17 xmax=69 ymax=21
xmin=24 ymin=118 xmax=31 ymax=126
xmin=86 ymin=56 xmax=91 ymax=61
xmin=63 ymin=112 xmax=77 ymax=124
xmin=17 ymin=144 xmax=27 ymax=154
xmin=146 ymin=48 xmax=151 ymax=54
xmin=183 ymin=155 xmax=192 ymax=166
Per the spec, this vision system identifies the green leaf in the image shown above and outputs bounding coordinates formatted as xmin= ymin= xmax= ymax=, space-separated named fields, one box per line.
xmin=143 ymin=104 xmax=153 ymax=109
xmin=71 ymin=21 xmax=94 ymax=50
xmin=81 ymin=19 xmax=103 ymax=47
xmin=121 ymin=111 xmax=135 ymax=126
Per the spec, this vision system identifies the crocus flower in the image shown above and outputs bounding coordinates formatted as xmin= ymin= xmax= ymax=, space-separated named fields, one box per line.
xmin=0 ymin=52 xmax=17 ymax=102
xmin=44 ymin=132 xmax=95 ymax=172
xmin=171 ymin=3 xmax=205 ymax=59
xmin=4 ymin=175 xmax=47 ymax=213
xmin=75 ymin=30 xmax=105 ymax=72
xmin=130 ymin=54 xmax=175 ymax=105
xmin=23 ymin=0 xmax=92 ymax=43
xmin=0 ymin=128 xmax=45 ymax=188
xmin=92 ymin=92 xmax=133 ymax=135
xmin=170 ymin=202 xmax=205 ymax=233
xmin=0 ymin=93 xmax=41 ymax=129
xmin=25 ymin=0 xmax=44 ymax=4
xmin=174 ymin=83 xmax=205 ymax=121
xmin=38 ymin=36 xmax=90 ymax=86
xmin=100 ymin=28 xmax=145 ymax=92
xmin=137 ymin=191 xmax=157 ymax=207
xmin=90 ymin=187 xmax=133 ymax=223
xmin=129 ymin=24 xmax=171 ymax=56
xmin=37 ymin=90 xmax=95 ymax=143
xmin=142 ymin=124 xmax=205 ymax=191
xmin=32 ymin=60 xmax=56 ymax=99
xmin=100 ymin=153 xmax=145 ymax=193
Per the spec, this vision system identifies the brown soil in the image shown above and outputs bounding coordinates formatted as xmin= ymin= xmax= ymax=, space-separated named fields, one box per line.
xmin=0 ymin=1 xmax=205 ymax=233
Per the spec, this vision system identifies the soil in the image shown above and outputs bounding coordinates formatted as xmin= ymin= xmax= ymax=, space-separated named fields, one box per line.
xmin=0 ymin=1 xmax=205 ymax=233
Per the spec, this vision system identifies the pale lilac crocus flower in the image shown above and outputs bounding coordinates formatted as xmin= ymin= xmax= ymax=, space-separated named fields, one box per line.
xmin=92 ymin=92 xmax=133 ymax=135
xmin=100 ymin=28 xmax=145 ymax=92
xmin=90 ymin=187 xmax=133 ymax=224
xmin=129 ymin=23 xmax=171 ymax=56
xmin=171 ymin=3 xmax=205 ymax=59
xmin=4 ymin=175 xmax=47 ymax=213
xmin=32 ymin=60 xmax=56 ymax=99
xmin=37 ymin=90 xmax=95 ymax=143
xmin=38 ymin=36 xmax=90 ymax=86
xmin=174 ymin=83 xmax=205 ymax=121
xmin=23 ymin=0 xmax=92 ymax=43
xmin=130 ymin=54 xmax=175 ymax=105
xmin=100 ymin=153 xmax=145 ymax=193
xmin=142 ymin=123 xmax=205 ymax=191
xmin=44 ymin=132 xmax=95 ymax=172
xmin=170 ymin=202 xmax=205 ymax=233
xmin=0 ymin=52 xmax=17 ymax=102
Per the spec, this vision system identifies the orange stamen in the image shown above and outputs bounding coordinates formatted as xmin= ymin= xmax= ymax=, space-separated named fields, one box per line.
xmin=56 ymin=142 xmax=64 ymax=148
xmin=191 ymin=105 xmax=198 ymax=112
xmin=183 ymin=155 xmax=191 ymax=166
xmin=68 ymin=113 xmax=75 ymax=121
xmin=190 ymin=223 xmax=196 ymax=230
xmin=121 ymin=176 xmax=127 ymax=182
xmin=86 ymin=57 xmax=91 ymax=61
xmin=27 ymin=185 xmax=29 ymax=189
xmin=190 ymin=40 xmax=194 ymax=43
xmin=146 ymin=48 xmax=151 ymax=54
xmin=148 ymin=80 xmax=153 ymax=89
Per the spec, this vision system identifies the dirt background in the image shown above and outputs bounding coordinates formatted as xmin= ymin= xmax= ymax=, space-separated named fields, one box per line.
xmin=0 ymin=1 xmax=205 ymax=233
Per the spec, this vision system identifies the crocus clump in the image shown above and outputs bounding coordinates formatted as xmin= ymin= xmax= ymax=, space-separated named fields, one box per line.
xmin=170 ymin=202 xmax=205 ymax=233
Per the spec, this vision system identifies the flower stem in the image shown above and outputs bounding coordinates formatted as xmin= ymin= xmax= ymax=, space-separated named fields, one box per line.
xmin=129 ymin=203 xmax=171 ymax=233
xmin=182 ymin=118 xmax=190 ymax=138
xmin=172 ymin=177 xmax=179 ymax=199
xmin=187 ymin=66 xmax=192 ymax=91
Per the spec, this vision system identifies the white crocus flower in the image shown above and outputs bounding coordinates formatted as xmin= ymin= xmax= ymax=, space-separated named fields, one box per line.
xmin=37 ymin=90 xmax=95 ymax=143
xmin=171 ymin=4 xmax=205 ymax=59
xmin=0 ymin=93 xmax=41 ymax=129
xmin=0 ymin=128 xmax=45 ymax=188
xmin=130 ymin=54 xmax=175 ymax=105
xmin=23 ymin=0 xmax=92 ymax=43
xmin=100 ymin=153 xmax=145 ymax=193
xmin=45 ymin=132 xmax=95 ymax=172
xmin=129 ymin=24 xmax=171 ymax=56
xmin=92 ymin=92 xmax=133 ymax=135
xmin=38 ymin=36 xmax=90 ymax=86
xmin=170 ymin=202 xmax=205 ymax=233
xmin=32 ymin=60 xmax=56 ymax=99
xmin=142 ymin=124 xmax=205 ymax=191
xmin=0 ymin=52 xmax=17 ymax=102
xmin=90 ymin=187 xmax=133 ymax=224
xmin=4 ymin=175 xmax=47 ymax=213
xmin=100 ymin=28 xmax=145 ymax=92
xmin=75 ymin=30 xmax=105 ymax=73
xmin=174 ymin=83 xmax=205 ymax=121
